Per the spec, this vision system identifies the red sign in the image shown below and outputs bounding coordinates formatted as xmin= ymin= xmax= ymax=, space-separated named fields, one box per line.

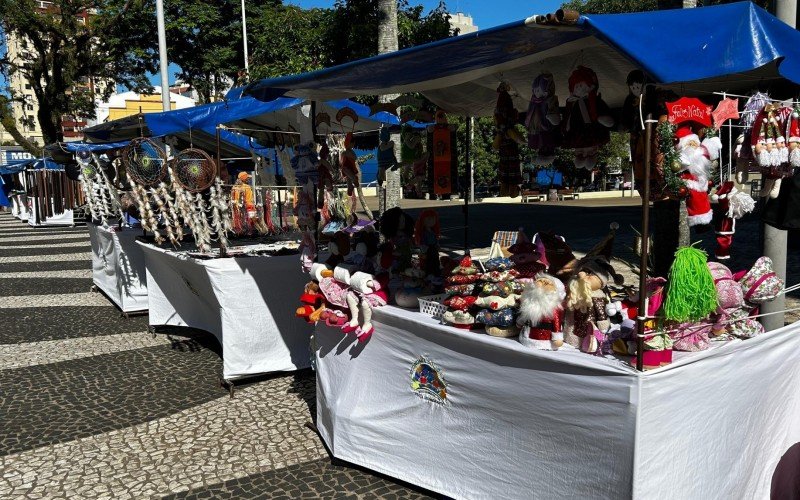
xmin=712 ymin=97 xmax=740 ymax=129
xmin=667 ymin=97 xmax=712 ymax=127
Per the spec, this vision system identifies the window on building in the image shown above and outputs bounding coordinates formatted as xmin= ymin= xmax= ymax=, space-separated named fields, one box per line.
xmin=26 ymin=104 xmax=33 ymax=111
xmin=24 ymin=83 xmax=32 ymax=90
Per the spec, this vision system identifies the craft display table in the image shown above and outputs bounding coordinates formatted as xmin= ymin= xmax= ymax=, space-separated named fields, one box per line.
xmin=87 ymin=223 xmax=148 ymax=314
xmin=11 ymin=195 xmax=29 ymax=221
xmin=314 ymin=305 xmax=800 ymax=499
xmin=139 ymin=242 xmax=313 ymax=386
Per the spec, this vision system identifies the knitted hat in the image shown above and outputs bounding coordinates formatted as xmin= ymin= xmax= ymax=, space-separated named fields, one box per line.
xmin=237 ymin=171 xmax=251 ymax=182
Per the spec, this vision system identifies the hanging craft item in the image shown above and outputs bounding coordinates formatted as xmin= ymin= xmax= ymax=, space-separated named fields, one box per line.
xmin=277 ymin=145 xmax=296 ymax=187
xmin=170 ymin=147 xmax=224 ymax=248
xmin=493 ymin=82 xmax=524 ymax=197
xmin=123 ymin=138 xmax=168 ymax=241
xmin=621 ymin=70 xmax=656 ymax=186
xmin=338 ymin=132 xmax=373 ymax=220
xmin=428 ymin=110 xmax=457 ymax=197
xmin=711 ymin=181 xmax=755 ymax=260
xmin=674 ymin=125 xmax=721 ymax=226
xmin=562 ymin=66 xmax=614 ymax=169
xmin=525 ymin=72 xmax=561 ymax=166
xmin=376 ymin=126 xmax=399 ymax=187
xmin=75 ymin=147 xmax=123 ymax=224
xmin=401 ymin=127 xmax=428 ymax=198
xmin=172 ymin=148 xmax=216 ymax=193
xmin=291 ymin=142 xmax=319 ymax=186
xmin=734 ymin=92 xmax=771 ymax=184
xmin=763 ymin=103 xmax=800 ymax=231
xmin=230 ymin=171 xmax=256 ymax=236
xmin=712 ymin=98 xmax=740 ymax=130
xmin=751 ymin=103 xmax=793 ymax=198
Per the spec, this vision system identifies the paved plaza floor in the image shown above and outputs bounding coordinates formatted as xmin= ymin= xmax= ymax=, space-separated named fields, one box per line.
xmin=0 ymin=196 xmax=797 ymax=498
xmin=0 ymin=213 xmax=433 ymax=499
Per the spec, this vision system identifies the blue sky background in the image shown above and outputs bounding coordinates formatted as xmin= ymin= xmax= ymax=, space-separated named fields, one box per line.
xmin=146 ymin=0 xmax=564 ymax=86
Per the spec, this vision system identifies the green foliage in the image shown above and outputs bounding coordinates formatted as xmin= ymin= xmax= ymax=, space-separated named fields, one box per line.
xmin=0 ymin=0 xmax=157 ymax=146
xmin=561 ymin=0 xmax=772 ymax=14
xmin=452 ymin=116 xmax=499 ymax=186
xmin=656 ymin=120 xmax=686 ymax=196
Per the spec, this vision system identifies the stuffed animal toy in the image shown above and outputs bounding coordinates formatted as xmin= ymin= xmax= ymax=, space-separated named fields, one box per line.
xmin=325 ymin=231 xmax=351 ymax=268
xmin=739 ymin=256 xmax=785 ymax=306
xmin=517 ymin=273 xmax=566 ymax=350
xmin=296 ymin=281 xmax=325 ymax=323
xmin=298 ymin=230 xmax=316 ymax=273
xmin=493 ymin=82 xmax=524 ymax=197
xmin=711 ymin=181 xmax=755 ymax=260
xmin=341 ymin=271 xmax=389 ymax=341
xmin=414 ymin=209 xmax=441 ymax=278
xmin=525 ymin=72 xmax=561 ymax=165
xmin=562 ymin=65 xmax=614 ymax=169
xmin=563 ymin=255 xmax=623 ymax=354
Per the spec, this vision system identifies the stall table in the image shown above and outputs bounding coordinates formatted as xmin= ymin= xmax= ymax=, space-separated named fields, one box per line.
xmin=87 ymin=223 xmax=148 ymax=314
xmin=11 ymin=195 xmax=30 ymax=221
xmin=139 ymin=241 xmax=313 ymax=389
xmin=314 ymin=305 xmax=800 ymax=499
xmin=27 ymin=197 xmax=74 ymax=227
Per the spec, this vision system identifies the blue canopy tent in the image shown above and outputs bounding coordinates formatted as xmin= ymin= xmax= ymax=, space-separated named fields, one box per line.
xmin=242 ymin=2 xmax=800 ymax=116
xmin=0 ymin=157 xmax=63 ymax=175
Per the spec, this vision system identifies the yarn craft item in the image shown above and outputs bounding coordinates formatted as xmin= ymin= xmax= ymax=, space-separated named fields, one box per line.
xmin=170 ymin=148 xmax=216 ymax=193
xmin=122 ymin=138 xmax=167 ymax=187
xmin=663 ymin=246 xmax=718 ymax=323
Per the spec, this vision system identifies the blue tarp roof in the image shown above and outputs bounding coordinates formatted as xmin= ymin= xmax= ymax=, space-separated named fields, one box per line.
xmin=242 ymin=2 xmax=800 ymax=116
xmin=0 ymin=158 xmax=62 ymax=175
xmin=63 ymin=141 xmax=131 ymax=152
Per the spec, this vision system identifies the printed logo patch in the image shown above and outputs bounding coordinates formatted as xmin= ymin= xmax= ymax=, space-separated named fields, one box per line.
xmin=410 ymin=356 xmax=448 ymax=405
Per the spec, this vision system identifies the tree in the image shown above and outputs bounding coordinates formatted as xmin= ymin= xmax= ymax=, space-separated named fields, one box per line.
xmin=377 ymin=0 xmax=402 ymax=213
xmin=0 ymin=0 xmax=157 ymax=151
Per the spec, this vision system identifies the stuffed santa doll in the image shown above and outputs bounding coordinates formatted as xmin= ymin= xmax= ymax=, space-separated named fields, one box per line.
xmin=675 ymin=126 xmax=722 ymax=227
xmin=516 ymin=273 xmax=566 ymax=350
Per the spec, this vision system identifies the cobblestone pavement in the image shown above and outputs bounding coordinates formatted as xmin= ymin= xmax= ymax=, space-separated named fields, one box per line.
xmin=0 ymin=214 xmax=435 ymax=499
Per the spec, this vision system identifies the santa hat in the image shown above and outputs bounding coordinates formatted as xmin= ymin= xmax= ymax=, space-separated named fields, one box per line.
xmin=576 ymin=255 xmax=624 ymax=287
xmin=676 ymin=126 xmax=701 ymax=150
xmin=535 ymin=272 xmax=567 ymax=301
xmin=711 ymin=180 xmax=736 ymax=202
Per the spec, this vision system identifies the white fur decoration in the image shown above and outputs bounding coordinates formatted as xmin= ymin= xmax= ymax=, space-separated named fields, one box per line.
xmin=728 ymin=190 xmax=756 ymax=219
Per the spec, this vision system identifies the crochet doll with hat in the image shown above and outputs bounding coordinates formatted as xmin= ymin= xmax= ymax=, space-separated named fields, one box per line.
xmin=517 ymin=273 xmax=566 ymax=350
xmin=563 ymin=255 xmax=624 ymax=354
xmin=562 ymin=65 xmax=614 ymax=169
xmin=493 ymin=82 xmax=524 ymax=197
xmin=231 ymin=171 xmax=256 ymax=235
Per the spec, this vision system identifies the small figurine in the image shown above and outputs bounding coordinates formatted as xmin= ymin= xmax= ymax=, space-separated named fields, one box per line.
xmin=562 ymin=66 xmax=614 ymax=169
xmin=516 ymin=273 xmax=566 ymax=350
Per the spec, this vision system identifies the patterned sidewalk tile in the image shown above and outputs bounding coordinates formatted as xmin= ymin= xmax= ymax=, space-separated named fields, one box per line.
xmin=0 ymin=276 xmax=93 ymax=296
xmin=0 ymin=305 xmax=147 ymax=344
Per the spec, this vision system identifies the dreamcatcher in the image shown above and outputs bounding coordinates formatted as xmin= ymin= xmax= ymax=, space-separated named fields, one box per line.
xmin=171 ymin=147 xmax=228 ymax=252
xmin=76 ymin=147 xmax=122 ymax=223
xmin=123 ymin=138 xmax=168 ymax=242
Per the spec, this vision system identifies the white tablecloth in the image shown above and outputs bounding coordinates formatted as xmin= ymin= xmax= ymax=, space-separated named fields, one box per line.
xmin=27 ymin=198 xmax=73 ymax=226
xmin=315 ymin=305 xmax=800 ymax=499
xmin=139 ymin=242 xmax=313 ymax=380
xmin=87 ymin=223 xmax=148 ymax=313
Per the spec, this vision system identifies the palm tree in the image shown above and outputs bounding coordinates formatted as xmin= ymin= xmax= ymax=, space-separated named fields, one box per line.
xmin=377 ymin=0 xmax=402 ymax=214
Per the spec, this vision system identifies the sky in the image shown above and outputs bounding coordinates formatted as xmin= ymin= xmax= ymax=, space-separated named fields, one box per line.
xmin=287 ymin=0 xmax=565 ymax=31
xmin=144 ymin=0 xmax=564 ymax=86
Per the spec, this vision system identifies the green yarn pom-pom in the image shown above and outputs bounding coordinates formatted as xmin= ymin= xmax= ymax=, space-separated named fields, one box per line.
xmin=663 ymin=246 xmax=719 ymax=323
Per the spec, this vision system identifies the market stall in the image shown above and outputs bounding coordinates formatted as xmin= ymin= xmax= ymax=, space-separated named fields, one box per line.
xmin=314 ymin=306 xmax=800 ymax=499
xmin=139 ymin=241 xmax=313 ymax=389
xmin=242 ymin=2 xmax=800 ymax=497
xmin=87 ymin=222 xmax=148 ymax=314
xmin=21 ymin=159 xmax=81 ymax=227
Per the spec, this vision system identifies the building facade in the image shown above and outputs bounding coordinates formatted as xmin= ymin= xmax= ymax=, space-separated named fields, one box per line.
xmin=449 ymin=12 xmax=478 ymax=35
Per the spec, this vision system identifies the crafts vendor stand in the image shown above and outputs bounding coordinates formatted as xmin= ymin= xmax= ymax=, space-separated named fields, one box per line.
xmin=245 ymin=2 xmax=800 ymax=497
xmin=87 ymin=223 xmax=148 ymax=315
xmin=23 ymin=159 xmax=77 ymax=227
xmin=315 ymin=307 xmax=800 ymax=499
xmin=139 ymin=241 xmax=313 ymax=392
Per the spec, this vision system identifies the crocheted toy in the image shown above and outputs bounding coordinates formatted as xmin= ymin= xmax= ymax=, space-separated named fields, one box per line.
xmin=517 ymin=273 xmax=566 ymax=350
xmin=562 ymin=66 xmax=614 ymax=169
xmin=525 ymin=73 xmax=561 ymax=166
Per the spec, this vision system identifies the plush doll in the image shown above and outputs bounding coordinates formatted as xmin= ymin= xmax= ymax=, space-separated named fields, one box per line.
xmin=377 ymin=127 xmax=399 ymax=187
xmin=621 ymin=70 xmax=652 ymax=181
xmin=620 ymin=277 xmax=672 ymax=368
xmin=787 ymin=106 xmax=800 ymax=167
xmin=507 ymin=230 xmax=546 ymax=281
xmin=341 ymin=271 xmax=389 ymax=341
xmin=298 ymin=230 xmax=316 ymax=273
xmin=380 ymin=207 xmax=416 ymax=273
xmin=493 ymin=82 xmax=524 ymax=197
xmin=293 ymin=179 xmax=316 ymax=230
xmin=525 ymin=72 xmax=561 ymax=165
xmin=562 ymin=65 xmax=614 ymax=169
xmin=296 ymin=281 xmax=325 ymax=323
xmin=516 ymin=273 xmax=566 ymax=350
xmin=674 ymin=126 xmax=721 ymax=227
xmin=563 ymin=255 xmax=623 ymax=354
xmin=739 ymin=256 xmax=785 ymax=307
xmin=325 ymin=231 xmax=351 ymax=269
xmin=414 ymin=209 xmax=441 ymax=278
xmin=711 ymin=181 xmax=755 ymax=260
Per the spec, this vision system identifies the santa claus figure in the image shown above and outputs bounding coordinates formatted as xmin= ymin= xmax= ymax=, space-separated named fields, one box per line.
xmin=516 ymin=273 xmax=566 ymax=350
xmin=675 ymin=126 xmax=722 ymax=227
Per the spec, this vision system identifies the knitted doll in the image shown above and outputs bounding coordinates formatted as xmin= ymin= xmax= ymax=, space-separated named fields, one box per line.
xmin=563 ymin=255 xmax=624 ymax=354
xmin=525 ymin=72 xmax=561 ymax=165
xmin=517 ymin=273 xmax=566 ymax=350
xmin=493 ymin=82 xmax=524 ymax=197
xmin=341 ymin=271 xmax=389 ymax=342
xmin=231 ymin=171 xmax=255 ymax=235
xmin=562 ymin=66 xmax=614 ymax=169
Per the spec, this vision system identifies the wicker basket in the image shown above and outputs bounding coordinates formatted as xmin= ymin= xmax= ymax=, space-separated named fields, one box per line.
xmin=418 ymin=293 xmax=448 ymax=320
